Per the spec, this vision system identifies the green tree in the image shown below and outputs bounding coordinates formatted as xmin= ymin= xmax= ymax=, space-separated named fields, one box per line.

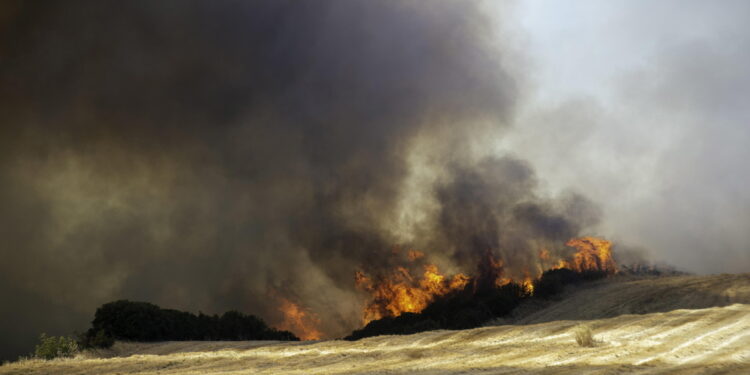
xmin=34 ymin=333 xmax=79 ymax=360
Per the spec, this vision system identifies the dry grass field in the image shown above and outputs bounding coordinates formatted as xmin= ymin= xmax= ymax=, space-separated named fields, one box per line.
xmin=3 ymin=273 xmax=749 ymax=375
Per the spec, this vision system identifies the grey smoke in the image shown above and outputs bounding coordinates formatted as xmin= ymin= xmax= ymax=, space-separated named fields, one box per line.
xmin=0 ymin=0 xmax=532 ymax=360
xmin=506 ymin=0 xmax=750 ymax=274
xmin=3 ymin=0 xmax=747 ymax=363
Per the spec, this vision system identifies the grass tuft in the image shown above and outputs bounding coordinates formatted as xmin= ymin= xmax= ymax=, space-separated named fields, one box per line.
xmin=573 ymin=325 xmax=595 ymax=347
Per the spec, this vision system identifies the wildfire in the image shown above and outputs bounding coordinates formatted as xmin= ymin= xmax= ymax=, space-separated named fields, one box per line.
xmin=566 ymin=236 xmax=617 ymax=273
xmin=275 ymin=297 xmax=322 ymax=341
xmin=522 ymin=277 xmax=535 ymax=294
xmin=355 ymin=236 xmax=616 ymax=324
xmin=521 ymin=270 xmax=535 ymax=294
xmin=355 ymin=263 xmax=469 ymax=324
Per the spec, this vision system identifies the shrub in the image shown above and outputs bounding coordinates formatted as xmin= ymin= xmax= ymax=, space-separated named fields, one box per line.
xmin=345 ymin=313 xmax=430 ymax=340
xmin=34 ymin=333 xmax=79 ymax=360
xmin=573 ymin=325 xmax=594 ymax=347
xmin=80 ymin=300 xmax=299 ymax=346
xmin=533 ymin=268 xmax=611 ymax=299
xmin=345 ymin=281 xmax=529 ymax=340
xmin=77 ymin=329 xmax=115 ymax=349
xmin=533 ymin=268 xmax=581 ymax=298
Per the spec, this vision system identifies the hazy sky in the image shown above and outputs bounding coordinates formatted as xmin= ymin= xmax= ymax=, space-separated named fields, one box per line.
xmin=503 ymin=0 xmax=750 ymax=273
xmin=0 ymin=0 xmax=748 ymax=362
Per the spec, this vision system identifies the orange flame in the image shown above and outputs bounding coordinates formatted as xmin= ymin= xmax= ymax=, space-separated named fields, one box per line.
xmin=566 ymin=236 xmax=617 ymax=273
xmin=355 ymin=236 xmax=616 ymax=324
xmin=551 ymin=259 xmax=571 ymax=270
xmin=275 ymin=297 xmax=322 ymax=341
xmin=355 ymin=264 xmax=469 ymax=324
xmin=496 ymin=277 xmax=512 ymax=287
xmin=522 ymin=269 xmax=534 ymax=294
xmin=522 ymin=277 xmax=534 ymax=294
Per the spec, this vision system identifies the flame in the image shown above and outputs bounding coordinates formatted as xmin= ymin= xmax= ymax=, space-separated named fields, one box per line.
xmin=495 ymin=277 xmax=512 ymax=287
xmin=566 ymin=236 xmax=617 ymax=273
xmin=275 ymin=297 xmax=322 ymax=341
xmin=356 ymin=264 xmax=469 ymax=324
xmin=521 ymin=270 xmax=534 ymax=294
xmin=449 ymin=273 xmax=471 ymax=290
xmin=522 ymin=277 xmax=534 ymax=294
xmin=480 ymin=251 xmax=510 ymax=288
xmin=552 ymin=259 xmax=571 ymax=270
xmin=355 ymin=236 xmax=616 ymax=324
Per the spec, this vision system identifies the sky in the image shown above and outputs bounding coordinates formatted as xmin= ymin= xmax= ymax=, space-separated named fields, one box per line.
xmin=505 ymin=0 xmax=750 ymax=273
xmin=1 ymin=0 xmax=748 ymax=362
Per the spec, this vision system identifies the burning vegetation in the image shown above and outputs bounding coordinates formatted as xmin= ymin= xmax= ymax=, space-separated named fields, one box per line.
xmin=1 ymin=0 xmax=645 ymax=358
xmin=565 ymin=237 xmax=617 ymax=273
xmin=355 ymin=236 xmax=615 ymax=324
xmin=77 ymin=236 xmax=621 ymax=348
xmin=355 ymin=265 xmax=471 ymax=324
xmin=344 ymin=236 xmax=616 ymax=340
xmin=266 ymin=236 xmax=617 ymax=341
xmin=275 ymin=297 xmax=323 ymax=341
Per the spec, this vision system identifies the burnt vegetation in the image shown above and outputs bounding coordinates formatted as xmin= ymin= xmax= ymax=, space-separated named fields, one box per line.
xmin=78 ymin=300 xmax=298 ymax=348
xmin=345 ymin=268 xmax=608 ymax=340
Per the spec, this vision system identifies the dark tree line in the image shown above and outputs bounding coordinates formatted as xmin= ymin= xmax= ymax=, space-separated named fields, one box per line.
xmin=77 ymin=268 xmax=610 ymax=348
xmin=79 ymin=300 xmax=298 ymax=348
xmin=345 ymin=268 xmax=609 ymax=340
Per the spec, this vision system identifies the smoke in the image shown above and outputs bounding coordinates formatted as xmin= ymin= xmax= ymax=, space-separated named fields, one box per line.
xmin=412 ymin=156 xmax=601 ymax=282
xmin=0 ymin=0 xmax=542 ymax=359
xmin=504 ymin=0 xmax=750 ymax=274
xmin=7 ymin=0 xmax=745 ymax=362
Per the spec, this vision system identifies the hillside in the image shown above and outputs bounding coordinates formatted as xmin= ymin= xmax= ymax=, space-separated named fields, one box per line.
xmin=3 ymin=273 xmax=749 ymax=375
xmin=510 ymin=272 xmax=750 ymax=324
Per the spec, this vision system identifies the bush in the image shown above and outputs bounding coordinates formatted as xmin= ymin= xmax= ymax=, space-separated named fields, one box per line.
xmin=80 ymin=300 xmax=299 ymax=347
xmin=346 ymin=281 xmax=529 ymax=340
xmin=573 ymin=325 xmax=594 ymax=347
xmin=533 ymin=268 xmax=581 ymax=298
xmin=533 ymin=268 xmax=610 ymax=299
xmin=345 ymin=313 xmax=440 ymax=340
xmin=77 ymin=329 xmax=114 ymax=349
xmin=34 ymin=333 xmax=79 ymax=360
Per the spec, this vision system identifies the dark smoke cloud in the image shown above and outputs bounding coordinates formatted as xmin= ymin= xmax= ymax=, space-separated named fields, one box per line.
xmin=0 ymin=0 xmax=599 ymax=360
xmin=429 ymin=156 xmax=600 ymax=280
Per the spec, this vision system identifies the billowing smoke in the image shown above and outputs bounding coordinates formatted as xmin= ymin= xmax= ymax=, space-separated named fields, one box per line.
xmin=0 ymin=0 xmax=604 ymax=359
xmin=431 ymin=157 xmax=600 ymax=277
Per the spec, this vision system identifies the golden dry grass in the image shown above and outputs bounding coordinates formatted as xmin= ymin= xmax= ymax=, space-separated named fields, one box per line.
xmin=573 ymin=325 xmax=594 ymax=347
xmin=2 ymin=273 xmax=749 ymax=375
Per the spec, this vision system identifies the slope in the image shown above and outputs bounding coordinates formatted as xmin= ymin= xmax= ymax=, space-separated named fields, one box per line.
xmin=2 ymin=273 xmax=749 ymax=375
